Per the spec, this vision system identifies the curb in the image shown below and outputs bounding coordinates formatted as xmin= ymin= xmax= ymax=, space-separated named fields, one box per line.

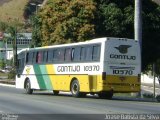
xmin=0 ymin=80 xmax=15 ymax=85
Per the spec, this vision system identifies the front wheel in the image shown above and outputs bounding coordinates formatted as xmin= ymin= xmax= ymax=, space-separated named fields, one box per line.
xmin=25 ymin=80 xmax=33 ymax=94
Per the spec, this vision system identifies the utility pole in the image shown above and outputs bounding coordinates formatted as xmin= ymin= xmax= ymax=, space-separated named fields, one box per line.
xmin=153 ymin=63 xmax=156 ymax=99
xmin=134 ymin=0 xmax=142 ymax=97
xmin=134 ymin=0 xmax=142 ymax=49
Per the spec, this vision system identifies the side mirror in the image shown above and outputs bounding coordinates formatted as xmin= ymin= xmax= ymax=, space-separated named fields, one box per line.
xmin=17 ymin=74 xmax=21 ymax=78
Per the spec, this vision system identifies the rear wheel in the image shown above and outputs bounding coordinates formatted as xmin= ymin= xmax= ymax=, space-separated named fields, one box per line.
xmin=98 ymin=91 xmax=113 ymax=99
xmin=53 ymin=90 xmax=59 ymax=95
xmin=71 ymin=80 xmax=82 ymax=97
xmin=25 ymin=80 xmax=33 ymax=94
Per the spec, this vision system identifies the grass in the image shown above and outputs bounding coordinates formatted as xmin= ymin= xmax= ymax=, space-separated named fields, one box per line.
xmin=0 ymin=72 xmax=8 ymax=77
xmin=0 ymin=0 xmax=28 ymax=24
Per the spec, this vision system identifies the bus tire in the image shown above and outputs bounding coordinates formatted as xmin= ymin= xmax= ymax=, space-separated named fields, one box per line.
xmin=71 ymin=80 xmax=81 ymax=97
xmin=25 ymin=80 xmax=33 ymax=94
xmin=98 ymin=91 xmax=113 ymax=99
xmin=53 ymin=90 xmax=59 ymax=95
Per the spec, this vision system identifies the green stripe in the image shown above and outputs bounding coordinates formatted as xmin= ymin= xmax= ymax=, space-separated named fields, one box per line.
xmin=34 ymin=64 xmax=46 ymax=89
xmin=33 ymin=64 xmax=53 ymax=90
xmin=40 ymin=65 xmax=52 ymax=90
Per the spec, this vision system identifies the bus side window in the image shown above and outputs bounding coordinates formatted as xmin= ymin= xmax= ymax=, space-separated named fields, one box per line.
xmin=43 ymin=51 xmax=48 ymax=63
xmin=48 ymin=50 xmax=53 ymax=63
xmin=28 ymin=52 xmax=33 ymax=64
xmin=17 ymin=59 xmax=21 ymax=70
xmin=93 ymin=45 xmax=100 ymax=61
xmin=32 ymin=52 xmax=36 ymax=63
xmin=85 ymin=46 xmax=92 ymax=61
xmin=26 ymin=52 xmax=29 ymax=64
xmin=65 ymin=48 xmax=71 ymax=62
xmin=72 ymin=47 xmax=80 ymax=62
xmin=80 ymin=47 xmax=85 ymax=61
xmin=53 ymin=50 xmax=58 ymax=61
xmin=36 ymin=52 xmax=42 ymax=63
xmin=56 ymin=49 xmax=64 ymax=62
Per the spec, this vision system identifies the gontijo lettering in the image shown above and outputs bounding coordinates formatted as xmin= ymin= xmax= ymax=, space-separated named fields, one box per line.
xmin=57 ymin=65 xmax=80 ymax=72
xmin=110 ymin=54 xmax=136 ymax=60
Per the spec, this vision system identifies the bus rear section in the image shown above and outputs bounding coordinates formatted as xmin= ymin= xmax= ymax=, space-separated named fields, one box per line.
xmin=101 ymin=38 xmax=141 ymax=97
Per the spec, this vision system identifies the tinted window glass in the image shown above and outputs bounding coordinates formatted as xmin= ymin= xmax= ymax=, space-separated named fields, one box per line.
xmin=26 ymin=52 xmax=29 ymax=64
xmin=73 ymin=47 xmax=81 ymax=61
xmin=28 ymin=52 xmax=33 ymax=64
xmin=48 ymin=50 xmax=53 ymax=62
xmin=54 ymin=49 xmax=64 ymax=62
xmin=36 ymin=51 xmax=42 ymax=63
xmin=32 ymin=52 xmax=36 ymax=63
xmin=65 ymin=48 xmax=71 ymax=62
xmin=43 ymin=51 xmax=48 ymax=63
xmin=80 ymin=47 xmax=85 ymax=61
xmin=86 ymin=46 xmax=92 ymax=61
xmin=93 ymin=45 xmax=100 ymax=61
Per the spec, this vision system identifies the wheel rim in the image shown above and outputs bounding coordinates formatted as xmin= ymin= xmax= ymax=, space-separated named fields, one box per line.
xmin=26 ymin=82 xmax=30 ymax=92
xmin=72 ymin=83 xmax=78 ymax=94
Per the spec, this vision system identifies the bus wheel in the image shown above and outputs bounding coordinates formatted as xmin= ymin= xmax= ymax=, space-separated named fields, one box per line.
xmin=98 ymin=91 xmax=113 ymax=99
xmin=71 ymin=80 xmax=81 ymax=97
xmin=25 ymin=80 xmax=33 ymax=94
xmin=53 ymin=90 xmax=59 ymax=95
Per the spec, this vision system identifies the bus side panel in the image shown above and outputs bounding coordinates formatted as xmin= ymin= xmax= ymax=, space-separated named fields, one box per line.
xmin=16 ymin=65 xmax=40 ymax=89
xmin=16 ymin=75 xmax=26 ymax=89
xmin=48 ymin=74 xmax=91 ymax=92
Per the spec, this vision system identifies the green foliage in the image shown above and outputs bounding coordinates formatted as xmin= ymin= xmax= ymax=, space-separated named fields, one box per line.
xmin=142 ymin=1 xmax=160 ymax=72
xmin=30 ymin=15 xmax=42 ymax=47
xmin=156 ymin=95 xmax=160 ymax=102
xmin=5 ymin=26 xmax=17 ymax=67
xmin=38 ymin=0 xmax=96 ymax=45
xmin=8 ymin=68 xmax=16 ymax=79
xmin=0 ymin=21 xmax=8 ymax=31
xmin=0 ymin=59 xmax=5 ymax=69
xmin=143 ymin=93 xmax=154 ymax=98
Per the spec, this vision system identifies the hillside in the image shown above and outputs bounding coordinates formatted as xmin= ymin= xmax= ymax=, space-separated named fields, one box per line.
xmin=0 ymin=0 xmax=28 ymax=23
xmin=0 ymin=0 xmax=12 ymax=6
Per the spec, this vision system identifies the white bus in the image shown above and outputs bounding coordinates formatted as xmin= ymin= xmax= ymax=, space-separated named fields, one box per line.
xmin=16 ymin=37 xmax=141 ymax=99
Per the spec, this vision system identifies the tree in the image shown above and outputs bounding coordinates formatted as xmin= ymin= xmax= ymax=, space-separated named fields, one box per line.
xmin=0 ymin=21 xmax=8 ymax=32
xmin=6 ymin=26 xmax=17 ymax=67
xmin=38 ymin=0 xmax=96 ymax=46
xmin=0 ymin=21 xmax=17 ymax=68
xmin=141 ymin=0 xmax=160 ymax=72
xmin=94 ymin=0 xmax=134 ymax=38
xmin=30 ymin=15 xmax=42 ymax=47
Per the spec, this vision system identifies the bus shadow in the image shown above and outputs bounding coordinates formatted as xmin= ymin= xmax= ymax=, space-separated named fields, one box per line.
xmin=23 ymin=91 xmax=156 ymax=102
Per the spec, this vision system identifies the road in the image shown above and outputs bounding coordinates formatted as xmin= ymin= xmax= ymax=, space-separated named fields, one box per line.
xmin=0 ymin=85 xmax=160 ymax=120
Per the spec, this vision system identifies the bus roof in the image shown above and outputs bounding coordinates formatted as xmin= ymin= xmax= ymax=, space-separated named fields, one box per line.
xmin=18 ymin=37 xmax=136 ymax=54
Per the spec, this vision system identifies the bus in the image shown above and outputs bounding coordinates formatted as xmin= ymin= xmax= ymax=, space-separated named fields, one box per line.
xmin=16 ymin=37 xmax=141 ymax=99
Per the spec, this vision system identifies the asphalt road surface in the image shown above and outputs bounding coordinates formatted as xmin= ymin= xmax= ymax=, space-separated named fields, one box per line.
xmin=0 ymin=85 xmax=160 ymax=120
